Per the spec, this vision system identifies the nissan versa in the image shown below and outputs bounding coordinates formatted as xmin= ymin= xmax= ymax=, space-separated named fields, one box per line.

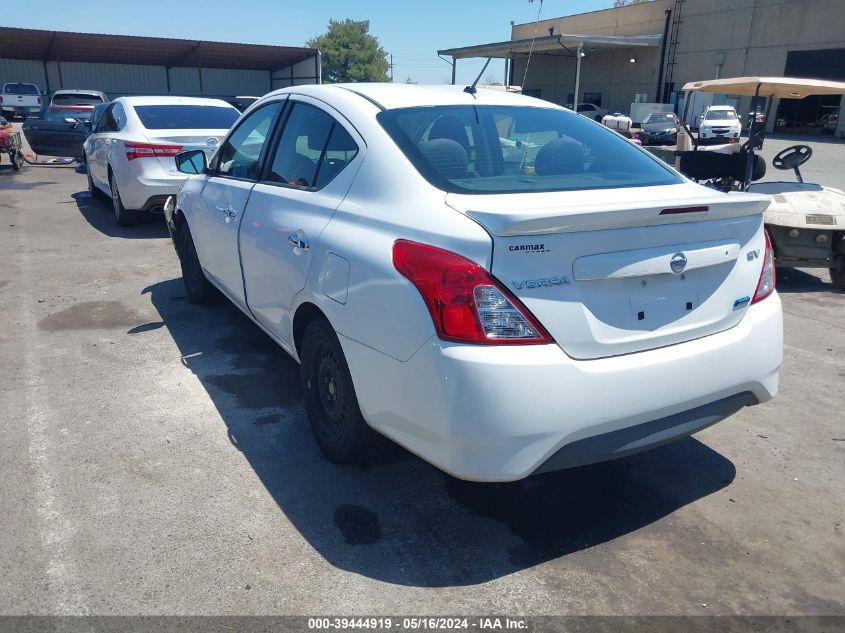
xmin=165 ymin=84 xmax=782 ymax=482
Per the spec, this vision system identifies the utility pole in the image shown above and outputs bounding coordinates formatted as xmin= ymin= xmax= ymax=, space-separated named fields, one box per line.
xmin=390 ymin=54 xmax=394 ymax=83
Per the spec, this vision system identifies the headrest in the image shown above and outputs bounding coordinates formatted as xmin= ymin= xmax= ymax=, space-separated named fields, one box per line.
xmin=534 ymin=138 xmax=586 ymax=176
xmin=418 ymin=138 xmax=469 ymax=180
xmin=429 ymin=116 xmax=470 ymax=150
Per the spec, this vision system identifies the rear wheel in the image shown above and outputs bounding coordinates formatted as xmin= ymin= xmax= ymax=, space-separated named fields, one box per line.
xmin=109 ymin=171 xmax=144 ymax=226
xmin=301 ymin=319 xmax=382 ymax=463
xmin=178 ymin=224 xmax=214 ymax=304
xmin=832 ymin=240 xmax=845 ymax=291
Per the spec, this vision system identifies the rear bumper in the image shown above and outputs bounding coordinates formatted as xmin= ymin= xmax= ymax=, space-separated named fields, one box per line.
xmin=341 ymin=294 xmax=782 ymax=481
xmin=116 ymin=162 xmax=186 ymax=210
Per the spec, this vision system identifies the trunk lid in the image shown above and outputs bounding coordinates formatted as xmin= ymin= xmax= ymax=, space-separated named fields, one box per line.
xmin=143 ymin=129 xmax=226 ymax=173
xmin=447 ymin=182 xmax=772 ymax=359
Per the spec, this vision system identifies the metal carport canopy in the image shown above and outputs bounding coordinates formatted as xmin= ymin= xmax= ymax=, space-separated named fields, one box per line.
xmin=438 ymin=33 xmax=662 ymax=60
xmin=438 ymin=33 xmax=662 ymax=108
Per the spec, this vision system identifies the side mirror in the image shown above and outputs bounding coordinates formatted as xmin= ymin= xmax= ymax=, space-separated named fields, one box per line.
xmin=64 ymin=117 xmax=79 ymax=125
xmin=175 ymin=149 xmax=207 ymax=175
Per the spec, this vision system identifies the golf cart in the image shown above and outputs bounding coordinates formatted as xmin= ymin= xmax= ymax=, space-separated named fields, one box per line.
xmin=674 ymin=77 xmax=845 ymax=289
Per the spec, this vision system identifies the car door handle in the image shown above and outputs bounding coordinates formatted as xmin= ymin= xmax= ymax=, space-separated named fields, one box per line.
xmin=288 ymin=233 xmax=310 ymax=251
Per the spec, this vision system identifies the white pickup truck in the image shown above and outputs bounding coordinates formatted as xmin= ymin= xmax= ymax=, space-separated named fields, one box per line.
xmin=1 ymin=82 xmax=43 ymax=119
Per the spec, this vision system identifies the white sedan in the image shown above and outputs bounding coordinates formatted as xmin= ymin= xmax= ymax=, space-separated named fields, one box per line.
xmin=166 ymin=84 xmax=782 ymax=481
xmin=84 ymin=96 xmax=240 ymax=225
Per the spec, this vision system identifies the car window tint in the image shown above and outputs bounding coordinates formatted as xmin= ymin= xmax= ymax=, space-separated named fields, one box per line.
xmin=52 ymin=93 xmax=104 ymax=105
xmin=98 ymin=104 xmax=119 ymax=132
xmin=113 ymin=103 xmax=127 ymax=131
xmin=216 ymin=102 xmax=281 ymax=179
xmin=4 ymin=83 xmax=39 ymax=95
xmin=266 ymin=103 xmax=334 ymax=188
xmin=134 ymin=105 xmax=239 ymax=130
xmin=378 ymin=105 xmax=681 ymax=194
xmin=315 ymin=124 xmax=359 ymax=189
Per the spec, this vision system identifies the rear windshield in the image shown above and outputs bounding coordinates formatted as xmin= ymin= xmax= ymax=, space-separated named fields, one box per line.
xmin=704 ymin=109 xmax=737 ymax=120
xmin=52 ymin=93 xmax=104 ymax=105
xmin=377 ymin=105 xmax=681 ymax=194
xmin=4 ymin=83 xmax=39 ymax=95
xmin=133 ymin=105 xmax=239 ymax=130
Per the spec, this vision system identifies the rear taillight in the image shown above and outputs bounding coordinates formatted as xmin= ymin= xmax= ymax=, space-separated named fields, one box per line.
xmin=392 ymin=240 xmax=552 ymax=345
xmin=36 ymin=96 xmax=41 ymax=105
xmin=125 ymin=142 xmax=183 ymax=161
xmin=0 ymin=96 xmax=3 ymax=104
xmin=752 ymin=230 xmax=776 ymax=304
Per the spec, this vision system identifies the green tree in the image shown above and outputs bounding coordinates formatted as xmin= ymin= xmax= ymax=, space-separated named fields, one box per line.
xmin=307 ymin=19 xmax=390 ymax=83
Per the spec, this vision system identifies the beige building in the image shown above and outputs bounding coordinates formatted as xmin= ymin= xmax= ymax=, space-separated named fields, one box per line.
xmin=440 ymin=0 xmax=845 ymax=137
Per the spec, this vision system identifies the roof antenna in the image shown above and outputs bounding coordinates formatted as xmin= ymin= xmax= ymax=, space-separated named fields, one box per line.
xmin=465 ymin=57 xmax=493 ymax=95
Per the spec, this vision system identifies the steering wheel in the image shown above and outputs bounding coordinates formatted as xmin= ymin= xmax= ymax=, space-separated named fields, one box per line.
xmin=772 ymin=145 xmax=812 ymax=170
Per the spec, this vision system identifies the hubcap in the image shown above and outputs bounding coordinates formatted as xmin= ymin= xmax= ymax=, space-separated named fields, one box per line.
xmin=313 ymin=343 xmax=345 ymax=441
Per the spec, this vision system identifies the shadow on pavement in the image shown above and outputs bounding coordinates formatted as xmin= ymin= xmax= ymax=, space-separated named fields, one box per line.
xmin=144 ymin=276 xmax=736 ymax=588
xmin=776 ymin=267 xmax=841 ymax=294
xmin=73 ymin=191 xmax=169 ymax=239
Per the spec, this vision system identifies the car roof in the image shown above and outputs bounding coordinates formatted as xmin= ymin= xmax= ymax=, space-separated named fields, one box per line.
xmin=265 ymin=83 xmax=558 ymax=111
xmin=706 ymin=105 xmax=737 ymax=110
xmin=115 ymin=96 xmax=236 ymax=108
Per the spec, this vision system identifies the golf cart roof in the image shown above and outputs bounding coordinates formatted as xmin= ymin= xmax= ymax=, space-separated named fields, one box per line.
xmin=682 ymin=76 xmax=845 ymax=98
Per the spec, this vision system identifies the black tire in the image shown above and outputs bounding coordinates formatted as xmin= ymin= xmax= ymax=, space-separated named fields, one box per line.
xmin=829 ymin=267 xmax=845 ymax=290
xmin=87 ymin=163 xmax=102 ymax=198
xmin=109 ymin=171 xmax=144 ymax=226
xmin=178 ymin=224 xmax=214 ymax=304
xmin=301 ymin=319 xmax=382 ymax=463
xmin=11 ymin=152 xmax=22 ymax=171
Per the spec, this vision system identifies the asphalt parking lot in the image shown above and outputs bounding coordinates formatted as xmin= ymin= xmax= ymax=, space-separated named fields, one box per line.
xmin=1 ymin=131 xmax=843 ymax=617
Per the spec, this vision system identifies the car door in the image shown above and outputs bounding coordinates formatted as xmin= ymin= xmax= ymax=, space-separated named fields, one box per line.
xmin=188 ymin=100 xmax=284 ymax=310
xmin=239 ymin=97 xmax=364 ymax=345
xmin=21 ymin=117 xmax=89 ymax=158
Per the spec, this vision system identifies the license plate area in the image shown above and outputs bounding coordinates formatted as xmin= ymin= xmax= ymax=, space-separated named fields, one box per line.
xmin=629 ymin=274 xmax=699 ymax=327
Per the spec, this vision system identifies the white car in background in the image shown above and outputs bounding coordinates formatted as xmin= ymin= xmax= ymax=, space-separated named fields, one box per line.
xmin=167 ymin=84 xmax=782 ymax=482
xmin=565 ymin=102 xmax=609 ymax=121
xmin=698 ymin=105 xmax=742 ymax=144
xmin=84 ymin=96 xmax=240 ymax=225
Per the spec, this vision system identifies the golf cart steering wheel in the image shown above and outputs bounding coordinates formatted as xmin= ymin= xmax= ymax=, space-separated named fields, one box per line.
xmin=772 ymin=145 xmax=812 ymax=170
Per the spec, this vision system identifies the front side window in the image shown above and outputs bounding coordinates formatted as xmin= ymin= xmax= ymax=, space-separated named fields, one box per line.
xmin=378 ymin=105 xmax=681 ymax=194
xmin=216 ymin=102 xmax=281 ymax=179
xmin=266 ymin=102 xmax=358 ymax=189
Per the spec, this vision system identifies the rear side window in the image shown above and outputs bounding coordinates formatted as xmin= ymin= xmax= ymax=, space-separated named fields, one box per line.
xmin=378 ymin=105 xmax=681 ymax=194
xmin=4 ymin=83 xmax=39 ymax=95
xmin=133 ymin=105 xmax=239 ymax=130
xmin=52 ymin=93 xmax=104 ymax=105
xmin=265 ymin=102 xmax=358 ymax=189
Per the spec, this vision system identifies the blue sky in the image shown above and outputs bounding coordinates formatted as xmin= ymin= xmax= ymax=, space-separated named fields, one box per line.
xmin=5 ymin=0 xmax=615 ymax=85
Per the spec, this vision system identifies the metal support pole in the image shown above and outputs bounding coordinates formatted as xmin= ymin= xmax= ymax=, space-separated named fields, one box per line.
xmin=656 ymin=9 xmax=672 ymax=102
xmin=573 ymin=44 xmax=583 ymax=111
xmin=743 ymin=84 xmax=761 ymax=189
xmin=451 ymin=58 xmax=456 ymax=85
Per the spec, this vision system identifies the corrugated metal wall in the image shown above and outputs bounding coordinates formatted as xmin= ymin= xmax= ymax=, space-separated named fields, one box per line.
xmin=272 ymin=56 xmax=321 ymax=89
xmin=0 ymin=58 xmax=48 ymax=90
xmin=0 ymin=59 xmax=306 ymax=100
